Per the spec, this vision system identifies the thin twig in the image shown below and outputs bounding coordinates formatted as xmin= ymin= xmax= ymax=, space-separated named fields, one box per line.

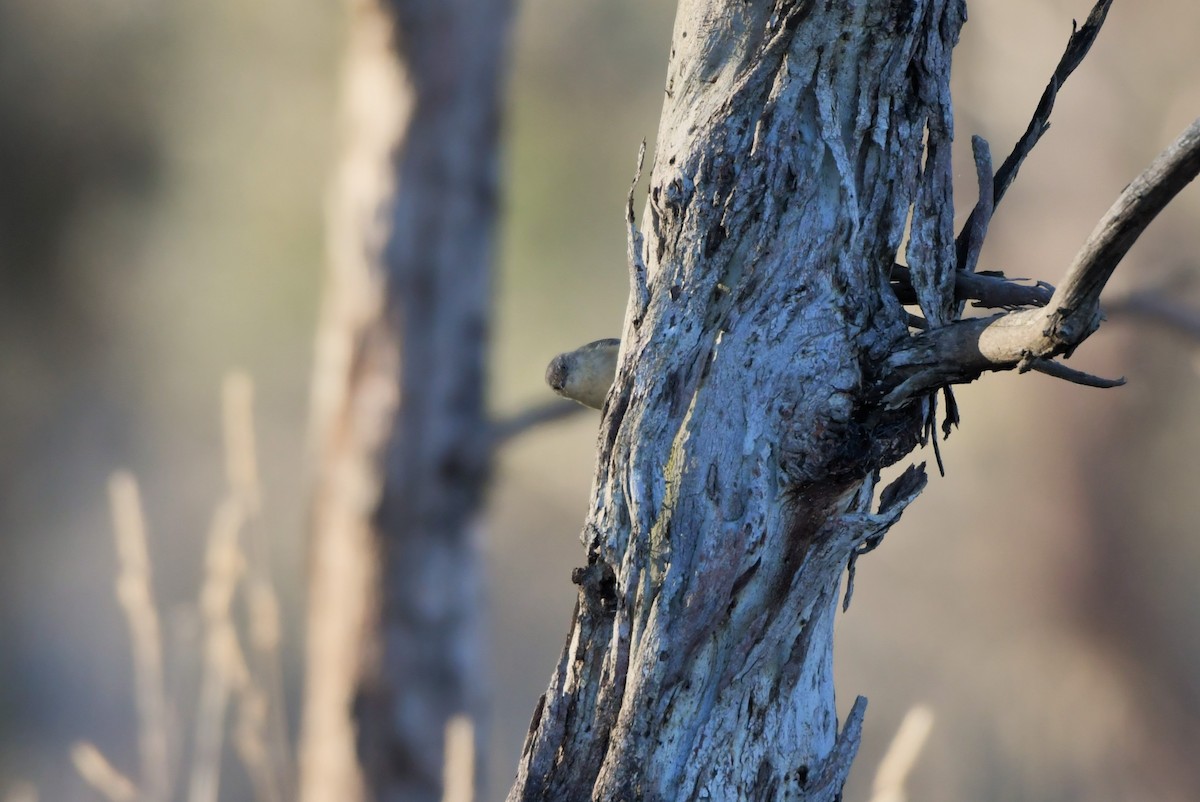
xmin=490 ymin=399 xmax=587 ymax=449
xmin=954 ymin=0 xmax=1114 ymax=266
xmin=891 ymin=265 xmax=1052 ymax=310
xmin=955 ymin=135 xmax=994 ymax=282
xmin=883 ymin=116 xmax=1200 ymax=403
xmin=1024 ymin=356 xmax=1125 ymax=388
xmin=992 ymin=0 xmax=1114 ymax=207
xmin=1108 ymin=290 xmax=1200 ymax=340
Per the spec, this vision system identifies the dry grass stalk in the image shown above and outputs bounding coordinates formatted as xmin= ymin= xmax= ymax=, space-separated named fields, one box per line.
xmin=4 ymin=782 xmax=38 ymax=802
xmin=236 ymin=582 xmax=285 ymax=802
xmin=222 ymin=371 xmax=292 ymax=799
xmin=108 ymin=472 xmax=171 ymax=802
xmin=869 ymin=704 xmax=935 ymax=802
xmin=234 ymin=682 xmax=282 ymax=802
xmin=70 ymin=742 xmax=138 ymax=802
xmin=243 ymin=576 xmax=290 ymax=799
xmin=187 ymin=499 xmax=248 ymax=802
xmin=93 ymin=374 xmax=294 ymax=802
xmin=441 ymin=714 xmax=475 ymax=802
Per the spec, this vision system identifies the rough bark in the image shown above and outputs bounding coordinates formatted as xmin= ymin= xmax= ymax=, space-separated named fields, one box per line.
xmin=299 ymin=1 xmax=512 ymax=801
xmin=509 ymin=2 xmax=964 ymax=799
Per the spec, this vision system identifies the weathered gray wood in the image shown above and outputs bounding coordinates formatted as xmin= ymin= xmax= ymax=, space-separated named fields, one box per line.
xmin=300 ymin=1 xmax=512 ymax=801
xmin=508 ymin=2 xmax=963 ymax=799
xmin=882 ymin=117 xmax=1200 ymax=404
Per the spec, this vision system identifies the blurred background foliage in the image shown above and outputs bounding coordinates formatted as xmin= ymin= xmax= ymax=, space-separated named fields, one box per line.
xmin=1 ymin=0 xmax=1198 ymax=800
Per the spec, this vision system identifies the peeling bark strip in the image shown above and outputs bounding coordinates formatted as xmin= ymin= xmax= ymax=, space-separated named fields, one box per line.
xmin=300 ymin=1 xmax=512 ymax=802
xmin=509 ymin=2 xmax=963 ymax=800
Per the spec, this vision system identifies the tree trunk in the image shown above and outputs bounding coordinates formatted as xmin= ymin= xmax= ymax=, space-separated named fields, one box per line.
xmin=509 ymin=1 xmax=963 ymax=799
xmin=300 ymin=1 xmax=512 ymax=801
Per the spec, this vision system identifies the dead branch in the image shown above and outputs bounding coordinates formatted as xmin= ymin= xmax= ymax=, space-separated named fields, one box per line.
xmin=891 ymin=266 xmax=1052 ymax=310
xmin=1108 ymin=290 xmax=1200 ymax=341
xmin=881 ymin=116 xmax=1200 ymax=406
xmin=490 ymin=399 xmax=587 ymax=449
xmin=954 ymin=0 xmax=1114 ymax=271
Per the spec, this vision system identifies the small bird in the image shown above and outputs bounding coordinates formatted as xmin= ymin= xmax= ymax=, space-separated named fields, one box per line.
xmin=545 ymin=338 xmax=621 ymax=410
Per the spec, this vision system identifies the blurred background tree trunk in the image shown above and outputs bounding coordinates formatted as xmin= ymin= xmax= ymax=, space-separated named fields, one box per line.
xmin=299 ymin=2 xmax=512 ymax=801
